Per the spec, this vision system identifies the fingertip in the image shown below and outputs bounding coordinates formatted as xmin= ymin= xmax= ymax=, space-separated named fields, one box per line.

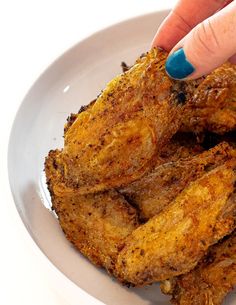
xmin=168 ymin=3 xmax=236 ymax=80
xmin=229 ymin=53 xmax=236 ymax=64
xmin=151 ymin=28 xmax=174 ymax=51
xmin=165 ymin=48 xmax=195 ymax=80
xmin=151 ymin=10 xmax=191 ymax=52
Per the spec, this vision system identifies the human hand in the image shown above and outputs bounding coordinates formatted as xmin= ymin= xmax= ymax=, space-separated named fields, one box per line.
xmin=152 ymin=0 xmax=236 ymax=80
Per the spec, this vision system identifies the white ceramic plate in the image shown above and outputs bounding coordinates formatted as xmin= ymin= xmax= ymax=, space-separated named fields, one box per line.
xmin=8 ymin=11 xmax=236 ymax=305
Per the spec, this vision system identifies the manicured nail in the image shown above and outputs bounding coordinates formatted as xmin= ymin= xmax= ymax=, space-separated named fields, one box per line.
xmin=165 ymin=48 xmax=195 ymax=79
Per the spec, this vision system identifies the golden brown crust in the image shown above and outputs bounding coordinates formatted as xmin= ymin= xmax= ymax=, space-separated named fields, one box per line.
xmin=181 ymin=63 xmax=236 ymax=134
xmin=120 ymin=142 xmax=235 ymax=220
xmin=45 ymin=150 xmax=139 ymax=274
xmin=161 ymin=230 xmax=236 ymax=305
xmin=115 ymin=159 xmax=236 ymax=286
xmin=59 ymin=50 xmax=236 ymax=195
xmin=58 ymin=48 xmax=202 ymax=194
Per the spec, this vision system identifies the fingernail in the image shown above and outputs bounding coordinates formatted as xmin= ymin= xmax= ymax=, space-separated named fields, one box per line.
xmin=165 ymin=48 xmax=195 ymax=79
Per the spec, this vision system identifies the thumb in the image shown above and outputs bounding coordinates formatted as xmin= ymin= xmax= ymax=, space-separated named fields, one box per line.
xmin=165 ymin=1 xmax=236 ymax=80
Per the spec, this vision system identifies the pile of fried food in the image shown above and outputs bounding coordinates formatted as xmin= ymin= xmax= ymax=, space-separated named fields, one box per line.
xmin=45 ymin=48 xmax=236 ymax=305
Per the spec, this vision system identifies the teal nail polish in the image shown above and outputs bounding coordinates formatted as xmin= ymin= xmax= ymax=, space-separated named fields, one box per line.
xmin=165 ymin=48 xmax=195 ymax=79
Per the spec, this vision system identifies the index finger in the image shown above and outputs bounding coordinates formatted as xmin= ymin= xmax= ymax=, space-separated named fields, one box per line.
xmin=152 ymin=0 xmax=232 ymax=51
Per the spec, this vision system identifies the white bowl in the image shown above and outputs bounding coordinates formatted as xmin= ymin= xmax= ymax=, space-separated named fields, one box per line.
xmin=8 ymin=10 xmax=236 ymax=305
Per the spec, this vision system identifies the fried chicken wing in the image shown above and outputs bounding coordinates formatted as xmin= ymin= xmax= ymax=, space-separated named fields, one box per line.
xmin=181 ymin=63 xmax=236 ymax=134
xmin=115 ymin=159 xmax=236 ymax=286
xmin=161 ymin=230 xmax=236 ymax=305
xmin=119 ymin=56 xmax=236 ymax=135
xmin=57 ymin=48 xmax=204 ymax=194
xmin=45 ymin=150 xmax=139 ymax=274
xmin=120 ymin=142 xmax=235 ymax=220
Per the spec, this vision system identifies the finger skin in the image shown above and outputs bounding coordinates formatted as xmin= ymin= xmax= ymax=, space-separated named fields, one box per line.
xmin=230 ymin=53 xmax=236 ymax=64
xmin=172 ymin=1 xmax=236 ymax=79
xmin=152 ymin=0 xmax=231 ymax=50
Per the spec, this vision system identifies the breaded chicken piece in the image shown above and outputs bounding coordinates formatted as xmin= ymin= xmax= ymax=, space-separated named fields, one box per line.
xmin=120 ymin=57 xmax=236 ymax=135
xmin=59 ymin=50 xmax=235 ymax=194
xmin=120 ymin=142 xmax=235 ymax=220
xmin=115 ymin=160 xmax=236 ymax=286
xmin=45 ymin=150 xmax=139 ymax=274
xmin=57 ymin=48 xmax=202 ymax=194
xmin=161 ymin=230 xmax=236 ymax=305
xmin=181 ymin=63 xmax=236 ymax=134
